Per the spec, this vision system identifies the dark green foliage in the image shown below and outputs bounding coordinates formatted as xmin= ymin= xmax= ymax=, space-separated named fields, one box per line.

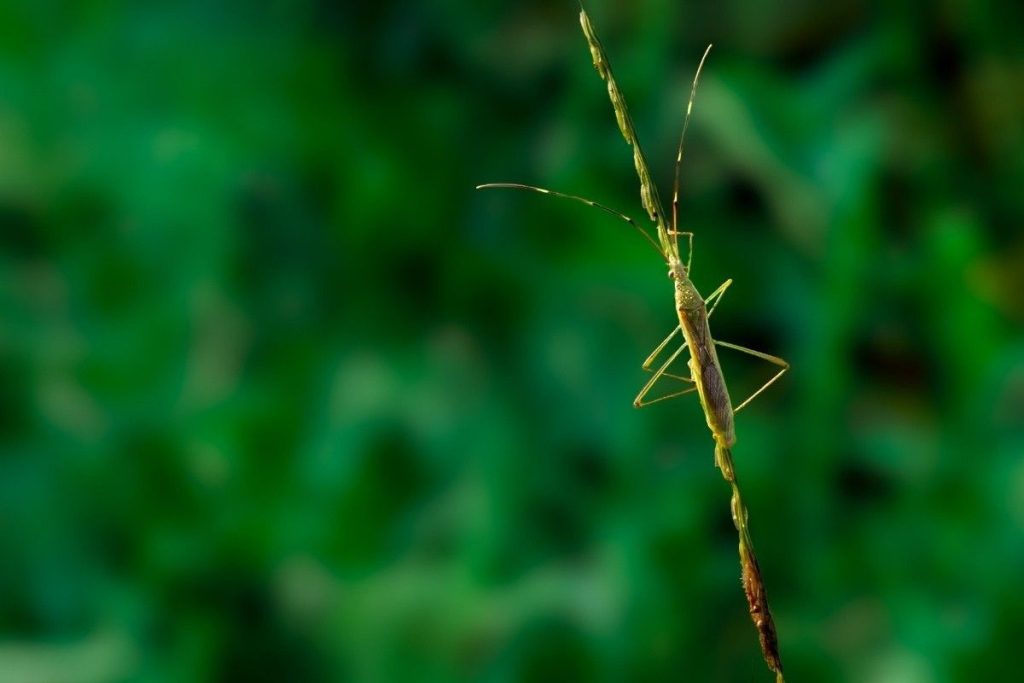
xmin=1 ymin=1 xmax=1022 ymax=681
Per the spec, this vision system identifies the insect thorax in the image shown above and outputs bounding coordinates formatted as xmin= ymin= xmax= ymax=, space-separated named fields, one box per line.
xmin=670 ymin=263 xmax=704 ymax=313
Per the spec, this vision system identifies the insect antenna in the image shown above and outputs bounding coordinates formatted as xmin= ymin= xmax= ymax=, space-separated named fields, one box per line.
xmin=476 ymin=182 xmax=664 ymax=256
xmin=671 ymin=44 xmax=713 ymax=251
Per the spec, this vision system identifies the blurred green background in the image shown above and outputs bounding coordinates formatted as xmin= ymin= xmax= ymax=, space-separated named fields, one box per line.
xmin=1 ymin=1 xmax=1022 ymax=681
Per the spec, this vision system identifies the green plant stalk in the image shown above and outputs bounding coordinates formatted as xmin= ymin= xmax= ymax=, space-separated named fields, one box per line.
xmin=581 ymin=6 xmax=786 ymax=679
xmin=717 ymin=442 xmax=784 ymax=682
xmin=478 ymin=6 xmax=788 ymax=679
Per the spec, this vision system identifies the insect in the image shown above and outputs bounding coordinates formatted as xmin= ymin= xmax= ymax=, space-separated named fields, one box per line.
xmin=478 ymin=7 xmax=788 ymax=681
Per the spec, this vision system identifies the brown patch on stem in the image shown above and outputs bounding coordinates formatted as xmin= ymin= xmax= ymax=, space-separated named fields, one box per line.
xmin=739 ymin=532 xmax=783 ymax=677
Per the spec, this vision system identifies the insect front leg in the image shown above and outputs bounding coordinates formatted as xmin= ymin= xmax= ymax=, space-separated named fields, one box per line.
xmin=667 ymin=230 xmax=694 ymax=273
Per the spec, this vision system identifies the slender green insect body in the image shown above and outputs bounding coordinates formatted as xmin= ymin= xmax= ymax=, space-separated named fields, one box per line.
xmin=676 ymin=274 xmax=735 ymax=445
xmin=479 ymin=8 xmax=788 ymax=681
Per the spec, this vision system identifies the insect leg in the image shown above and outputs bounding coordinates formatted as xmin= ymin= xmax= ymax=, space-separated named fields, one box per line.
xmin=640 ymin=325 xmax=691 ymax=381
xmin=634 ymin=342 xmax=697 ymax=408
xmin=668 ymin=230 xmax=694 ymax=273
xmin=703 ymin=278 xmax=734 ymax=317
xmin=713 ymin=340 xmax=789 ymax=413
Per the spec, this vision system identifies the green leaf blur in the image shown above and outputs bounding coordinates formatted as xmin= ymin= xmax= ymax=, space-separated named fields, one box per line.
xmin=1 ymin=1 xmax=1022 ymax=682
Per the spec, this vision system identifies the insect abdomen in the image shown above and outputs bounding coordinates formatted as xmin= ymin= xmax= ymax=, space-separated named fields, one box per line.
xmin=680 ymin=307 xmax=735 ymax=445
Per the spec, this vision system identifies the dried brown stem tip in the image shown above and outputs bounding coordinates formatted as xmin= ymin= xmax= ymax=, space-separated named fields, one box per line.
xmin=717 ymin=443 xmax=784 ymax=680
xmin=740 ymin=537 xmax=783 ymax=677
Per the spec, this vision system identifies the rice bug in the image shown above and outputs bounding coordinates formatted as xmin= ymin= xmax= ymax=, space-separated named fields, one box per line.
xmin=478 ymin=8 xmax=789 ymax=680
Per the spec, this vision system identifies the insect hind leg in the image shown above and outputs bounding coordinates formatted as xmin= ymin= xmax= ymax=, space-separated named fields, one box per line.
xmin=713 ymin=340 xmax=789 ymax=413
